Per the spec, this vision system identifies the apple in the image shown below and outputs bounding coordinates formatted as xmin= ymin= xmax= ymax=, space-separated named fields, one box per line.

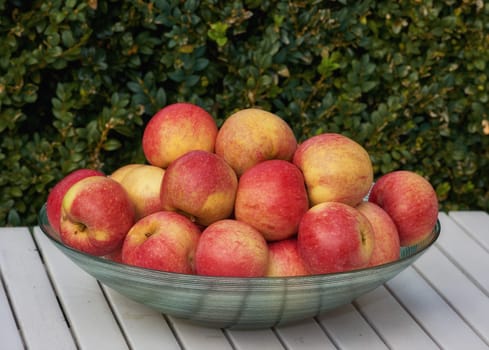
xmin=234 ymin=159 xmax=309 ymax=241
xmin=368 ymin=170 xmax=438 ymax=246
xmin=121 ymin=211 xmax=201 ymax=273
xmin=215 ymin=108 xmax=297 ymax=176
xmin=293 ymin=133 xmax=373 ymax=207
xmin=142 ymin=102 xmax=218 ymax=168
xmin=105 ymin=248 xmax=123 ymax=263
xmin=194 ymin=219 xmax=269 ymax=277
xmin=109 ymin=163 xmax=144 ymax=183
xmin=297 ymin=201 xmax=375 ymax=274
xmin=59 ymin=176 xmax=135 ymax=256
xmin=46 ymin=168 xmax=105 ymax=234
xmin=110 ymin=164 xmax=165 ymax=220
xmin=161 ymin=150 xmax=238 ymax=226
xmin=266 ymin=238 xmax=310 ymax=277
xmin=357 ymin=201 xmax=400 ymax=266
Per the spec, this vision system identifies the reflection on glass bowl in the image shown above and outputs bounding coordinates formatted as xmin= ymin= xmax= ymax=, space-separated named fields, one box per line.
xmin=38 ymin=203 xmax=440 ymax=329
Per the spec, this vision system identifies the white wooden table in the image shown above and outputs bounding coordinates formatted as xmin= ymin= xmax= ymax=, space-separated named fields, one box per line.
xmin=1 ymin=211 xmax=488 ymax=350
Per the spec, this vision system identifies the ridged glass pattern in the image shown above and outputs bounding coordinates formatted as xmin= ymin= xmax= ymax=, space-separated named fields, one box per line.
xmin=38 ymin=204 xmax=440 ymax=329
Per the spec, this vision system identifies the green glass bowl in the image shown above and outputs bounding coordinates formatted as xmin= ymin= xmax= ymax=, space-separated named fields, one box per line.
xmin=38 ymin=203 xmax=440 ymax=329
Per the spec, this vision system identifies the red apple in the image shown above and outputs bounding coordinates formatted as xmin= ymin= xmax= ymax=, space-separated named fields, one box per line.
xmin=293 ymin=133 xmax=373 ymax=207
xmin=60 ymin=176 xmax=135 ymax=256
xmin=234 ymin=160 xmax=309 ymax=241
xmin=266 ymin=238 xmax=310 ymax=277
xmin=215 ymin=108 xmax=297 ymax=176
xmin=297 ymin=202 xmax=375 ymax=274
xmin=142 ymin=102 xmax=218 ymax=168
xmin=161 ymin=150 xmax=238 ymax=226
xmin=46 ymin=168 xmax=105 ymax=234
xmin=105 ymin=248 xmax=123 ymax=263
xmin=110 ymin=164 xmax=165 ymax=220
xmin=357 ymin=201 xmax=400 ymax=266
xmin=121 ymin=211 xmax=201 ymax=273
xmin=368 ymin=170 xmax=438 ymax=246
xmin=194 ymin=219 xmax=269 ymax=277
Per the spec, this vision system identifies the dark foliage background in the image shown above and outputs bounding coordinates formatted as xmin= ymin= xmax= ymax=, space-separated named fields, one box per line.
xmin=1 ymin=0 xmax=488 ymax=226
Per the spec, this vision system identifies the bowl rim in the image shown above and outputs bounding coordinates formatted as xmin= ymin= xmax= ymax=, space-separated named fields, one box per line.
xmin=37 ymin=203 xmax=440 ymax=284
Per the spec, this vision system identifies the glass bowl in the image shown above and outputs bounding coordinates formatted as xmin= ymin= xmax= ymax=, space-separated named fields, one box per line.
xmin=38 ymin=204 xmax=440 ymax=329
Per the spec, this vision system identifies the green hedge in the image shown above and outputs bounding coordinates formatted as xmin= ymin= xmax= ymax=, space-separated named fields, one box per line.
xmin=1 ymin=0 xmax=488 ymax=226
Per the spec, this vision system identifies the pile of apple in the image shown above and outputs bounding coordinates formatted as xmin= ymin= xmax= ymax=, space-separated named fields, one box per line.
xmin=46 ymin=103 xmax=439 ymax=277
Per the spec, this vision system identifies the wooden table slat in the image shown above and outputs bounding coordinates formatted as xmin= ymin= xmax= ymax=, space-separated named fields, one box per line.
xmin=0 ymin=227 xmax=77 ymax=350
xmin=226 ymin=328 xmax=285 ymax=350
xmin=414 ymin=245 xmax=489 ymax=344
xmin=32 ymin=227 xmax=129 ymax=350
xmin=355 ymin=285 xmax=438 ymax=349
xmin=167 ymin=316 xmax=233 ymax=350
xmin=317 ymin=303 xmax=388 ymax=349
xmin=102 ymin=285 xmax=181 ymax=350
xmin=0 ymin=270 xmax=25 ymax=350
xmin=448 ymin=211 xmax=489 ymax=250
xmin=387 ymin=266 xmax=489 ymax=349
xmin=275 ymin=318 xmax=337 ymax=350
xmin=435 ymin=212 xmax=489 ymax=294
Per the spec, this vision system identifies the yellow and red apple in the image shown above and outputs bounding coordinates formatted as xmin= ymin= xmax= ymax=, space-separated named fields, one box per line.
xmin=109 ymin=163 xmax=144 ymax=183
xmin=121 ymin=211 xmax=201 ymax=274
xmin=194 ymin=219 xmax=269 ymax=277
xmin=293 ymin=133 xmax=373 ymax=207
xmin=234 ymin=159 xmax=309 ymax=241
xmin=298 ymin=202 xmax=375 ymax=274
xmin=357 ymin=201 xmax=400 ymax=266
xmin=46 ymin=168 xmax=105 ymax=235
xmin=59 ymin=176 xmax=135 ymax=256
xmin=266 ymin=238 xmax=310 ymax=277
xmin=142 ymin=102 xmax=218 ymax=168
xmin=215 ymin=108 xmax=297 ymax=176
xmin=368 ymin=170 xmax=438 ymax=246
xmin=160 ymin=150 xmax=238 ymax=226
xmin=110 ymin=164 xmax=165 ymax=220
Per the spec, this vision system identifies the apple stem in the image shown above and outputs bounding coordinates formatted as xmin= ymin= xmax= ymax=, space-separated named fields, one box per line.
xmin=75 ymin=222 xmax=87 ymax=234
xmin=360 ymin=230 xmax=367 ymax=245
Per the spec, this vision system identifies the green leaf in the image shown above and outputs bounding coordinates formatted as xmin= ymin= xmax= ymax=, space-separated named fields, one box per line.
xmin=318 ymin=56 xmax=340 ymax=77
xmin=61 ymin=30 xmax=75 ymax=47
xmin=103 ymin=139 xmax=122 ymax=151
xmin=127 ymin=81 xmax=141 ymax=93
xmin=194 ymin=58 xmax=209 ymax=71
xmin=207 ymin=22 xmax=229 ymax=47
xmin=7 ymin=209 xmax=20 ymax=226
xmin=155 ymin=88 xmax=167 ymax=107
